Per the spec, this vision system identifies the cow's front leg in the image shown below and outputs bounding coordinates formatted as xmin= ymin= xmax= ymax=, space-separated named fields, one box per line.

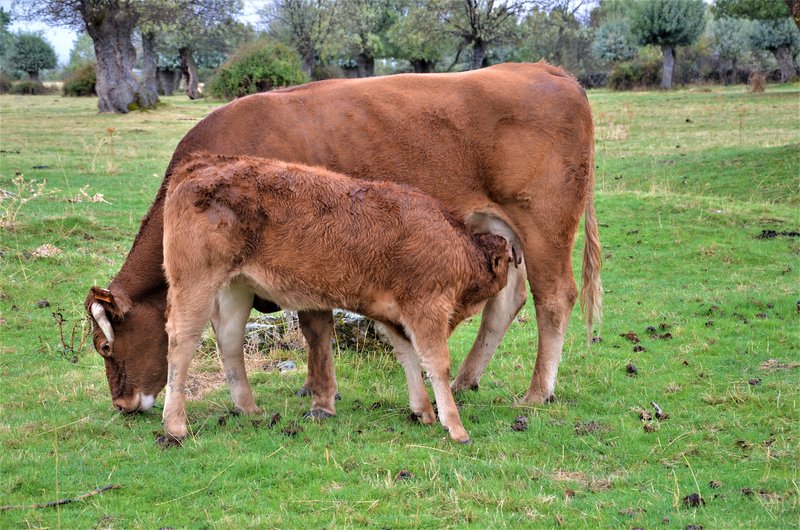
xmin=298 ymin=310 xmax=337 ymax=418
xmin=211 ymin=284 xmax=260 ymax=415
xmin=451 ymin=253 xmax=527 ymax=392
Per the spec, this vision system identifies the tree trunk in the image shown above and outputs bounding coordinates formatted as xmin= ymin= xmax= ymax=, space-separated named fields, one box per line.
xmin=772 ymin=45 xmax=797 ymax=82
xmin=356 ymin=54 xmax=374 ymax=77
xmin=732 ymin=57 xmax=738 ymax=85
xmin=661 ymin=44 xmax=675 ymax=89
xmin=301 ymin=55 xmax=315 ymax=78
xmin=139 ymin=31 xmax=159 ymax=109
xmin=81 ymin=3 xmax=142 ymax=113
xmin=156 ymin=68 xmax=174 ymax=96
xmin=410 ymin=59 xmax=436 ymax=73
xmin=179 ymin=46 xmax=201 ymax=99
xmin=469 ymin=40 xmax=486 ymax=70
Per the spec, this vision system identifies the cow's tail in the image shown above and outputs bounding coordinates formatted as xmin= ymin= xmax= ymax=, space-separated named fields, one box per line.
xmin=580 ymin=174 xmax=603 ymax=347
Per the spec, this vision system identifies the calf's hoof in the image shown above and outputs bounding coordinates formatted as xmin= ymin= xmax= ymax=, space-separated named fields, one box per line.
xmin=304 ymin=409 xmax=335 ymax=421
xmin=445 ymin=425 xmax=471 ymax=444
xmin=409 ymin=410 xmax=437 ymax=425
xmin=155 ymin=433 xmax=184 ymax=448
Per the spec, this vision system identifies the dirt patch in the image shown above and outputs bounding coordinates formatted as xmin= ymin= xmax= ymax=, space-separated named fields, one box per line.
xmin=757 ymin=229 xmax=800 ymax=239
xmin=759 ymin=359 xmax=800 ymax=372
xmin=550 ymin=470 xmax=613 ymax=491
xmin=574 ymin=420 xmax=606 ymax=436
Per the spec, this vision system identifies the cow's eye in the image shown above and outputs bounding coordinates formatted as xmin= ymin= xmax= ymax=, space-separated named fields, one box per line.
xmin=100 ymin=342 xmax=112 ymax=356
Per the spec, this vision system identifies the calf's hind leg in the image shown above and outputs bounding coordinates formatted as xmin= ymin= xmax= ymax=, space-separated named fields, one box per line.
xmin=379 ymin=324 xmax=436 ymax=425
xmin=410 ymin=319 xmax=470 ymax=443
xmin=211 ymin=283 xmax=261 ymax=415
xmin=298 ymin=310 xmax=338 ymax=418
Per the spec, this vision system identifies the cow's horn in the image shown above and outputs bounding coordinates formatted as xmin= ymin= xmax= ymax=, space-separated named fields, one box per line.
xmin=90 ymin=302 xmax=114 ymax=343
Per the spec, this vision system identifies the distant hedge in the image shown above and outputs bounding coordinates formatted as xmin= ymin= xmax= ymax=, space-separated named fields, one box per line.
xmin=9 ymin=80 xmax=51 ymax=95
xmin=62 ymin=63 xmax=96 ymax=97
xmin=207 ymin=40 xmax=307 ymax=100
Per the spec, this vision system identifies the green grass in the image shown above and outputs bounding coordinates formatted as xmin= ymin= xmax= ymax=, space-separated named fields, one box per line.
xmin=1 ymin=85 xmax=798 ymax=528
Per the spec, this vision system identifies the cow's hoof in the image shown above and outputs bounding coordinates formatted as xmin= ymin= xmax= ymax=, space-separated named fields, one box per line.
xmin=450 ymin=379 xmax=480 ymax=394
xmin=519 ymin=392 xmax=556 ymax=406
xmin=295 ymin=386 xmax=311 ymax=397
xmin=155 ymin=434 xmax=184 ymax=448
xmin=304 ymin=409 xmax=334 ymax=421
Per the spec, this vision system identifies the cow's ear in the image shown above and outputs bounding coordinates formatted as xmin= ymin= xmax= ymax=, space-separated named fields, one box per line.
xmin=87 ymin=286 xmax=130 ymax=321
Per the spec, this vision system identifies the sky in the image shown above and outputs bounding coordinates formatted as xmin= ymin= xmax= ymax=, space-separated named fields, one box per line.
xmin=1 ymin=0 xmax=270 ymax=66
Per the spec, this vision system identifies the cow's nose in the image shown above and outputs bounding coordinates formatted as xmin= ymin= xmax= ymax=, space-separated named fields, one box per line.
xmin=113 ymin=394 xmax=140 ymax=413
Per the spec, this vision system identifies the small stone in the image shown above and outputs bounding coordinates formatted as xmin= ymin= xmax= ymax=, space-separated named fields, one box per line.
xmin=35 ymin=299 xmax=50 ymax=308
xmin=277 ymin=360 xmax=296 ymax=373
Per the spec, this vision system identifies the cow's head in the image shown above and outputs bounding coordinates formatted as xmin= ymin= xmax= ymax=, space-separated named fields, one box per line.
xmin=85 ymin=286 xmax=168 ymax=413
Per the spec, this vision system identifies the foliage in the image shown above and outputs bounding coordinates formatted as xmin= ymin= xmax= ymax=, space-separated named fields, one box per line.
xmin=750 ymin=17 xmax=800 ymax=51
xmin=260 ymin=0 xmax=340 ymax=76
xmin=592 ymin=18 xmax=638 ymax=64
xmin=337 ymin=0 xmax=397 ymax=76
xmin=8 ymin=79 xmax=52 ymax=94
xmin=0 ymin=73 xmax=11 ymax=93
xmin=8 ymin=32 xmax=57 ymax=80
xmin=385 ymin=0 xmax=455 ymax=70
xmin=206 ymin=40 xmax=307 ymax=100
xmin=708 ymin=16 xmax=753 ymax=60
xmin=62 ymin=62 xmax=96 ymax=96
xmin=0 ymin=88 xmax=798 ymax=528
xmin=0 ymin=6 xmax=12 ymax=74
xmin=64 ymin=32 xmax=95 ymax=74
xmin=713 ymin=0 xmax=791 ymax=21
xmin=607 ymin=57 xmax=662 ymax=89
xmin=630 ymin=0 xmax=706 ymax=48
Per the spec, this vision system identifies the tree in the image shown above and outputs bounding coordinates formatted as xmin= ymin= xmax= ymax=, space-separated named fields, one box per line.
xmin=442 ymin=0 xmax=528 ymax=70
xmin=630 ymin=0 xmax=706 ymax=89
xmin=386 ymin=0 xmax=456 ymax=72
xmin=261 ymin=0 xmax=340 ymax=77
xmin=751 ymin=17 xmax=799 ymax=81
xmin=592 ymin=18 xmax=637 ymax=64
xmin=707 ymin=16 xmax=752 ymax=84
xmin=9 ymin=32 xmax=57 ymax=81
xmin=65 ymin=32 xmax=95 ymax=73
xmin=337 ymin=0 xmax=397 ymax=77
xmin=0 ymin=7 xmax=13 ymax=74
xmin=16 ymin=0 xmax=151 ymax=112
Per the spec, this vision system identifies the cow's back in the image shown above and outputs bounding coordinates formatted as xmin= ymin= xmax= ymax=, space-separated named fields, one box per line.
xmin=168 ymin=63 xmax=592 ymax=219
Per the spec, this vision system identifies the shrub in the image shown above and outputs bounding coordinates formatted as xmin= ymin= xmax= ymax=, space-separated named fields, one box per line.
xmin=608 ymin=58 xmax=662 ymax=90
xmin=62 ymin=62 xmax=96 ymax=96
xmin=748 ymin=71 xmax=766 ymax=92
xmin=207 ymin=40 xmax=307 ymax=100
xmin=0 ymin=74 xmax=12 ymax=94
xmin=9 ymin=80 xmax=51 ymax=95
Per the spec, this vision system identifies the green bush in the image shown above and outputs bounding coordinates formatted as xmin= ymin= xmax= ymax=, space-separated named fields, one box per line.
xmin=207 ymin=40 xmax=307 ymax=100
xmin=62 ymin=62 xmax=96 ymax=96
xmin=9 ymin=80 xmax=51 ymax=95
xmin=608 ymin=58 xmax=662 ymax=90
xmin=0 ymin=74 xmax=12 ymax=94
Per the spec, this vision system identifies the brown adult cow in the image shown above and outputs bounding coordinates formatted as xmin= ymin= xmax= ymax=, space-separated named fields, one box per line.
xmin=86 ymin=62 xmax=602 ymax=417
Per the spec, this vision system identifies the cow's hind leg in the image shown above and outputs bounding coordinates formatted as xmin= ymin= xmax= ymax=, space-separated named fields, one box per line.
xmin=379 ymin=324 xmax=436 ymax=425
xmin=163 ymin=283 xmax=218 ymax=442
xmin=298 ymin=310 xmax=338 ymax=418
xmin=521 ymin=242 xmax=578 ymax=405
xmin=211 ymin=283 xmax=260 ymax=415
xmin=451 ymin=253 xmax=527 ymax=392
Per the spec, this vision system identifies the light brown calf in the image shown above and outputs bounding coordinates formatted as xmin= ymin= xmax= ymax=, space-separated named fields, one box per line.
xmin=161 ymin=153 xmax=512 ymax=443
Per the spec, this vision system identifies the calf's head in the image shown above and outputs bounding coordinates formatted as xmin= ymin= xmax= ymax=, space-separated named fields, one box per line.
xmin=85 ymin=286 xmax=168 ymax=413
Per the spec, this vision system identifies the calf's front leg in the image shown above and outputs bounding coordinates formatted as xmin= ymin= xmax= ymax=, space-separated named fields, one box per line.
xmin=162 ymin=288 xmax=216 ymax=442
xmin=211 ymin=284 xmax=261 ymax=415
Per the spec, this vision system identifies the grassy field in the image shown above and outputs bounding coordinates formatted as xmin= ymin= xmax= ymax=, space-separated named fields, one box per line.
xmin=1 ymin=84 xmax=798 ymax=528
